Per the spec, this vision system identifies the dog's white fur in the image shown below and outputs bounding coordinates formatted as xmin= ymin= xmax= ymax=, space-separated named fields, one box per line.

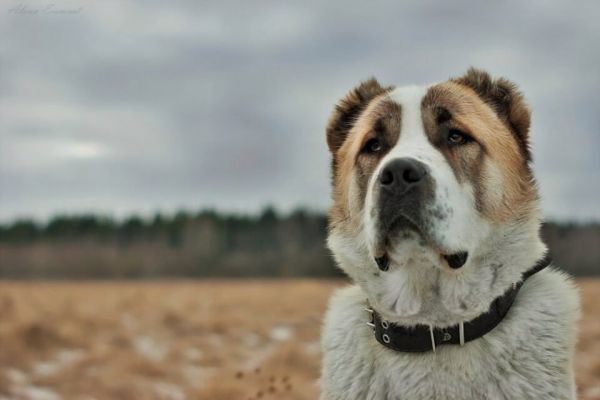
xmin=321 ymin=80 xmax=580 ymax=399
xmin=321 ymin=270 xmax=579 ymax=400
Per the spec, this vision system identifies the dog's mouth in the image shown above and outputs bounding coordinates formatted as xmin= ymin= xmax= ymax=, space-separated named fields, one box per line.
xmin=373 ymin=215 xmax=469 ymax=271
xmin=373 ymin=214 xmax=422 ymax=271
xmin=378 ymin=214 xmax=422 ymax=244
xmin=374 ymin=250 xmax=469 ymax=272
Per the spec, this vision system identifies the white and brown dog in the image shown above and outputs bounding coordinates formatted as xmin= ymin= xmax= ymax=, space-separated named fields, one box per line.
xmin=320 ymin=69 xmax=580 ymax=400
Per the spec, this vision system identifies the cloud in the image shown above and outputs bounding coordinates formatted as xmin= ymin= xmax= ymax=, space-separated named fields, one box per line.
xmin=0 ymin=0 xmax=599 ymax=221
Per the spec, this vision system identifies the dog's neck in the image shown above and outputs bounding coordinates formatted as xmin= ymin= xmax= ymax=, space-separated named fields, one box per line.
xmin=367 ymin=251 xmax=551 ymax=353
xmin=363 ymin=217 xmax=548 ymax=329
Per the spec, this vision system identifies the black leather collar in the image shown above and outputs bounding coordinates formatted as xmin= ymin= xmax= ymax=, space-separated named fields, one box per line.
xmin=366 ymin=253 xmax=552 ymax=353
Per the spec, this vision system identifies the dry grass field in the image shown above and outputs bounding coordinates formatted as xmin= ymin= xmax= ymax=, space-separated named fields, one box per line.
xmin=0 ymin=279 xmax=598 ymax=400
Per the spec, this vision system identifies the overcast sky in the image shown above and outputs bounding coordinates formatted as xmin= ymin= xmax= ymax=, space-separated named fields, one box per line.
xmin=1 ymin=0 xmax=599 ymax=222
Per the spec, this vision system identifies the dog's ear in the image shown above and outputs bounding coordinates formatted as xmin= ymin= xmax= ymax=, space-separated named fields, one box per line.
xmin=326 ymin=78 xmax=392 ymax=153
xmin=453 ymin=68 xmax=532 ymax=160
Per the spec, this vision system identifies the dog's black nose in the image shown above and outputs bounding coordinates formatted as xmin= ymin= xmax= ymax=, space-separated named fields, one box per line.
xmin=379 ymin=158 xmax=427 ymax=192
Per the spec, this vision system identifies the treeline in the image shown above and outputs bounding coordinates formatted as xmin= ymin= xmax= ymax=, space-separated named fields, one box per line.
xmin=0 ymin=208 xmax=337 ymax=279
xmin=0 ymin=208 xmax=598 ymax=279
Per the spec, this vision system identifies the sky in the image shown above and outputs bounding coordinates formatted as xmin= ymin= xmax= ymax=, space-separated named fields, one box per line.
xmin=1 ymin=0 xmax=599 ymax=222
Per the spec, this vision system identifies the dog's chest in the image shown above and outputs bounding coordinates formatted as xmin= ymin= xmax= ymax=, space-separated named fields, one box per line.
xmin=320 ymin=276 xmax=578 ymax=400
xmin=323 ymin=337 xmax=531 ymax=399
xmin=336 ymin=347 xmax=525 ymax=400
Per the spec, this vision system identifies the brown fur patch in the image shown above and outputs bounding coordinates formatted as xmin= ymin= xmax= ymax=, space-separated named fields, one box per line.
xmin=326 ymin=79 xmax=394 ymax=173
xmin=354 ymin=100 xmax=403 ymax=200
xmin=329 ymin=96 xmax=401 ymax=230
xmin=451 ymin=68 xmax=532 ymax=161
xmin=422 ymin=81 xmax=537 ymax=222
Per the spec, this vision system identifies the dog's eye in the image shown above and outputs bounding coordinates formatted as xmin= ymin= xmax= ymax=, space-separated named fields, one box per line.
xmin=447 ymin=129 xmax=472 ymax=146
xmin=363 ymin=138 xmax=382 ymax=154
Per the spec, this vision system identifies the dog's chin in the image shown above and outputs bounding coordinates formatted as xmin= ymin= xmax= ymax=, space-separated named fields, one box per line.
xmin=373 ymin=216 xmax=469 ymax=271
xmin=373 ymin=215 xmax=423 ymax=257
xmin=372 ymin=217 xmax=431 ymax=271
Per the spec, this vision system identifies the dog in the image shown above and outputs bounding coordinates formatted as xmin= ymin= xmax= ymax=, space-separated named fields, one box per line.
xmin=320 ymin=69 xmax=580 ymax=400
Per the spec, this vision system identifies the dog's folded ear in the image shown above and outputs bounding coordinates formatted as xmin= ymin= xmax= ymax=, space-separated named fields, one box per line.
xmin=453 ymin=68 xmax=532 ymax=160
xmin=326 ymin=79 xmax=393 ymax=153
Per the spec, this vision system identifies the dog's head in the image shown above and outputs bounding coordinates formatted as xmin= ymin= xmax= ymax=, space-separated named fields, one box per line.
xmin=326 ymin=69 xmax=546 ymax=327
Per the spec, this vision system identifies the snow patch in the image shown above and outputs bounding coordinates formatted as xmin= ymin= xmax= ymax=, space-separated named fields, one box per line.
xmin=183 ymin=366 xmax=216 ymax=388
xmin=33 ymin=361 xmax=60 ymax=377
xmin=154 ymin=382 xmax=185 ymax=400
xmin=33 ymin=349 xmax=84 ymax=377
xmin=242 ymin=344 xmax=277 ymax=370
xmin=6 ymin=368 xmax=27 ymax=384
xmin=13 ymin=386 xmax=61 ymax=400
xmin=134 ymin=336 xmax=169 ymax=362
xmin=269 ymin=325 xmax=293 ymax=342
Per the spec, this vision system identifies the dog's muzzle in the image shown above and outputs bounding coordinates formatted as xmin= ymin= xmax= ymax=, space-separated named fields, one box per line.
xmin=373 ymin=158 xmax=470 ymax=271
xmin=375 ymin=157 xmax=434 ymax=248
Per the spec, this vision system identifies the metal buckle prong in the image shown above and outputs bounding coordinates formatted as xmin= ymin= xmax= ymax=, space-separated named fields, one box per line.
xmin=429 ymin=324 xmax=436 ymax=353
xmin=459 ymin=322 xmax=465 ymax=346
xmin=365 ymin=302 xmax=375 ymax=330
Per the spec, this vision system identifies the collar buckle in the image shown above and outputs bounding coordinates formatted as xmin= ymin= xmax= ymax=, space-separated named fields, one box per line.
xmin=428 ymin=325 xmax=436 ymax=353
xmin=365 ymin=307 xmax=375 ymax=330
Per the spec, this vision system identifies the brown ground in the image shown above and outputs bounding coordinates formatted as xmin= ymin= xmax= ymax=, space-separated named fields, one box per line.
xmin=0 ymin=279 xmax=598 ymax=400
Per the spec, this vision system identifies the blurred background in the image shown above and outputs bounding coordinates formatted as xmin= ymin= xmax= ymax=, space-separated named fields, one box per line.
xmin=0 ymin=1 xmax=599 ymax=399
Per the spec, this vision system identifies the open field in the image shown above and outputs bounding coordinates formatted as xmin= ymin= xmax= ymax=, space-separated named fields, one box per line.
xmin=0 ymin=279 xmax=598 ymax=400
